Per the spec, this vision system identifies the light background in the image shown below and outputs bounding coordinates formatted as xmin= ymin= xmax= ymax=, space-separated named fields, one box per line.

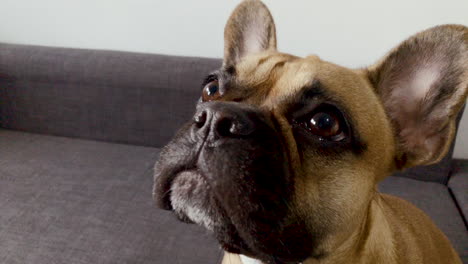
xmin=0 ymin=0 xmax=467 ymax=158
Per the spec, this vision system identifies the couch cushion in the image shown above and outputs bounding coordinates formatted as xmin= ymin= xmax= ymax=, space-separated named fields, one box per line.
xmin=0 ymin=43 xmax=222 ymax=148
xmin=448 ymin=159 xmax=468 ymax=223
xmin=379 ymin=176 xmax=468 ymax=261
xmin=0 ymin=129 xmax=223 ymax=264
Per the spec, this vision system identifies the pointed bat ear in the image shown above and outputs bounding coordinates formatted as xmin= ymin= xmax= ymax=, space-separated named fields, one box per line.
xmin=367 ymin=25 xmax=468 ymax=168
xmin=223 ymin=0 xmax=277 ymax=68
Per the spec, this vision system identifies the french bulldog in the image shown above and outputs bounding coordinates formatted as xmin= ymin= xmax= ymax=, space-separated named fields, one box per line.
xmin=153 ymin=0 xmax=467 ymax=263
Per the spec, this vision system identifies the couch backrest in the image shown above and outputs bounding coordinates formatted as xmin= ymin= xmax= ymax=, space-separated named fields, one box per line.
xmin=0 ymin=43 xmax=221 ymax=147
xmin=0 ymin=43 xmax=463 ymax=184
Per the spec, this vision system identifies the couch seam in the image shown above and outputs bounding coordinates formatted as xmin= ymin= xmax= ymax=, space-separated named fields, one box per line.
xmin=447 ymin=186 xmax=468 ymax=230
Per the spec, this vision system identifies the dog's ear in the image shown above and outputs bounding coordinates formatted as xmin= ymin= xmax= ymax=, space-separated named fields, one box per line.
xmin=367 ymin=25 xmax=468 ymax=169
xmin=223 ymin=0 xmax=277 ymax=68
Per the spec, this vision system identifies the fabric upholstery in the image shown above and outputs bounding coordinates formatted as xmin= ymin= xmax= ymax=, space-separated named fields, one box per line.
xmin=379 ymin=176 xmax=468 ymax=261
xmin=448 ymin=159 xmax=468 ymax=224
xmin=0 ymin=43 xmax=222 ymax=148
xmin=0 ymin=129 xmax=223 ymax=264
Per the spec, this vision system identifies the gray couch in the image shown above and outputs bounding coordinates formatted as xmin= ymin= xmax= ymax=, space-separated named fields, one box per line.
xmin=0 ymin=43 xmax=466 ymax=264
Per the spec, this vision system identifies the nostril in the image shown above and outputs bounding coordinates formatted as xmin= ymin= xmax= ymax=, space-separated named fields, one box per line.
xmin=194 ymin=111 xmax=207 ymax=128
xmin=229 ymin=122 xmax=247 ymax=136
xmin=196 ymin=104 xmax=258 ymax=140
xmin=215 ymin=118 xmax=234 ymax=137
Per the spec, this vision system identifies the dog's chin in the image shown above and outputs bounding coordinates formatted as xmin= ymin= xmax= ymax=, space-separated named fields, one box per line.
xmin=168 ymin=169 xmax=251 ymax=251
xmin=169 ymin=170 xmax=219 ymax=230
xmin=168 ymin=169 xmax=314 ymax=264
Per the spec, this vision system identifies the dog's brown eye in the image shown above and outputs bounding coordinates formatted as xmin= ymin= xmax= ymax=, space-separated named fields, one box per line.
xmin=202 ymin=80 xmax=221 ymax=102
xmin=307 ymin=112 xmax=342 ymax=139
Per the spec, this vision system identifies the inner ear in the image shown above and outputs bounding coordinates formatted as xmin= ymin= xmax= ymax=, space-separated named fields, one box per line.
xmin=367 ymin=25 xmax=468 ymax=168
xmin=223 ymin=0 xmax=277 ymax=67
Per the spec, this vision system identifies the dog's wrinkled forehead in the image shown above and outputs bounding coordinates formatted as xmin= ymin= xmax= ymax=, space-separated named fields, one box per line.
xmin=234 ymin=52 xmax=316 ymax=105
xmin=225 ymin=51 xmax=378 ymax=115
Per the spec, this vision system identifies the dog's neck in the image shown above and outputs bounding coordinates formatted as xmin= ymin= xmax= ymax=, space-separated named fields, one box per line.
xmin=232 ymin=195 xmax=395 ymax=264
xmin=304 ymin=194 xmax=395 ymax=264
xmin=302 ymin=194 xmax=396 ymax=264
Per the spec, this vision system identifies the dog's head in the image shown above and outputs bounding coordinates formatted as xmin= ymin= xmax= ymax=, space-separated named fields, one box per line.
xmin=153 ymin=1 xmax=467 ymax=263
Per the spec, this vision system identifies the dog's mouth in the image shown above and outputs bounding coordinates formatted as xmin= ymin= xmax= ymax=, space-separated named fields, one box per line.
xmin=157 ymin=167 xmax=199 ymax=212
xmin=162 ymin=167 xmax=217 ymax=227
xmin=154 ymin=158 xmax=314 ymax=263
xmin=157 ymin=165 xmax=259 ymax=254
xmin=152 ymin=107 xmax=315 ymax=263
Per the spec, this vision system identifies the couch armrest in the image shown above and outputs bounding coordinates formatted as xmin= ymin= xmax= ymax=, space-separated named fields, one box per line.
xmin=448 ymin=159 xmax=468 ymax=223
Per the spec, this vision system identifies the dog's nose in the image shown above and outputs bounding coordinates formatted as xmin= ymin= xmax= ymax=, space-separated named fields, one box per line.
xmin=193 ymin=102 xmax=257 ymax=139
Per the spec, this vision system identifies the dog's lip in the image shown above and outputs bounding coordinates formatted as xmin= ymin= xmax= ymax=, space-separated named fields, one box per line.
xmin=155 ymin=166 xmax=255 ymax=254
xmin=154 ymin=165 xmax=287 ymax=262
xmin=155 ymin=167 xmax=192 ymax=210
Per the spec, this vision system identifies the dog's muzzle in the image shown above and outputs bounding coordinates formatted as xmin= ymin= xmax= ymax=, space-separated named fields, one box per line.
xmin=153 ymin=101 xmax=311 ymax=264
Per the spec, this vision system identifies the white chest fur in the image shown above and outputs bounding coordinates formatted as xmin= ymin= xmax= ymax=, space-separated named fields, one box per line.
xmin=239 ymin=255 xmax=303 ymax=264
xmin=240 ymin=255 xmax=263 ymax=264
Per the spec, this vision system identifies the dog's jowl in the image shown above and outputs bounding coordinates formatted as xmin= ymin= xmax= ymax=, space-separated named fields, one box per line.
xmin=153 ymin=0 xmax=467 ymax=263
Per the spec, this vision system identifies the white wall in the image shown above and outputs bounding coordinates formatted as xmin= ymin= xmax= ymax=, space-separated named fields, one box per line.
xmin=0 ymin=0 xmax=467 ymax=158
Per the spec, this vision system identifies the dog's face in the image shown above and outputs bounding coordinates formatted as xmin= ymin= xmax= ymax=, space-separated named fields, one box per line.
xmin=154 ymin=1 xmax=468 ymax=263
xmin=155 ymin=52 xmax=395 ymax=262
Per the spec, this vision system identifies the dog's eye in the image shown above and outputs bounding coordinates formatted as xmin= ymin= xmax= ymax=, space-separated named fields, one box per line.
xmin=299 ymin=107 xmax=346 ymax=141
xmin=202 ymin=80 xmax=221 ymax=102
xmin=309 ymin=112 xmax=340 ymax=137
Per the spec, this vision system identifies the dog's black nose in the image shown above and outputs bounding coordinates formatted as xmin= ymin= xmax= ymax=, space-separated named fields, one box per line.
xmin=193 ymin=102 xmax=257 ymax=139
